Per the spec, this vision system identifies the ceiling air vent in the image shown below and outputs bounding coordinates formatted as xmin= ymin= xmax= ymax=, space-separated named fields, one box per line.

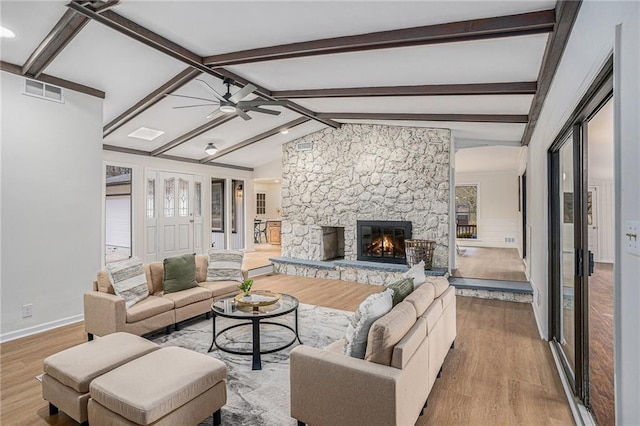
xmin=296 ymin=141 xmax=313 ymax=152
xmin=23 ymin=78 xmax=64 ymax=103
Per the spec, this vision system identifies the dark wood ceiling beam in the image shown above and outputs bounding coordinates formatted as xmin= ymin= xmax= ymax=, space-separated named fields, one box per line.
xmin=21 ymin=10 xmax=90 ymax=78
xmin=67 ymin=2 xmax=206 ymax=71
xmin=103 ymin=67 xmax=201 ymax=137
xmin=150 ymin=114 xmax=238 ymax=156
xmin=521 ymin=1 xmax=582 ymax=146
xmin=200 ymin=117 xmax=311 ymax=163
xmin=66 ymin=2 xmax=340 ymax=129
xmin=316 ymin=112 xmax=528 ymax=123
xmin=103 ymin=144 xmax=253 ymax=171
xmin=272 ymin=82 xmax=538 ymax=99
xmin=1 ymin=60 xmax=105 ymax=98
xmin=203 ymin=10 xmax=555 ymax=67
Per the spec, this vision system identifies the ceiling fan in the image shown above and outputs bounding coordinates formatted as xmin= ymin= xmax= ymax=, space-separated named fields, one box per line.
xmin=167 ymin=77 xmax=287 ymax=121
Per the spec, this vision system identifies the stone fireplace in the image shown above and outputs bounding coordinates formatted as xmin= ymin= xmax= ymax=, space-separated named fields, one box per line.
xmin=357 ymin=220 xmax=412 ymax=264
xmin=276 ymin=123 xmax=451 ymax=283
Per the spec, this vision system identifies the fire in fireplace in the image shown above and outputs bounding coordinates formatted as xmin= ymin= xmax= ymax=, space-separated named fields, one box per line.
xmin=357 ymin=220 xmax=412 ymax=264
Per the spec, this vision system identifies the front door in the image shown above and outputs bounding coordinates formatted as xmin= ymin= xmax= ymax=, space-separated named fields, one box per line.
xmin=158 ymin=172 xmax=194 ymax=259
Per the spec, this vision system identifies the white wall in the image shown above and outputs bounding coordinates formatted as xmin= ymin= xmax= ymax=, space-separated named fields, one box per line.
xmin=253 ymin=158 xmax=282 ymax=179
xmin=254 ymin=181 xmax=282 ymax=220
xmin=102 ymin=150 xmax=255 ymax=259
xmin=589 ymin=179 xmax=614 ymax=263
xmin=1 ymin=71 xmax=103 ymax=340
xmin=526 ymin=2 xmax=639 ymax=422
xmin=456 ymin=171 xmax=519 ymax=248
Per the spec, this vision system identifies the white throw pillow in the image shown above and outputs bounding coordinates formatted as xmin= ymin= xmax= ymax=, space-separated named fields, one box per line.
xmin=403 ymin=260 xmax=427 ymax=289
xmin=207 ymin=249 xmax=244 ymax=282
xmin=343 ymin=289 xmax=394 ymax=359
xmin=106 ymin=257 xmax=149 ymax=309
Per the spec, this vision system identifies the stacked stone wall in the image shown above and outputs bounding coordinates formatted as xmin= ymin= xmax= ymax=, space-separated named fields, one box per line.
xmin=281 ymin=124 xmax=451 ymax=269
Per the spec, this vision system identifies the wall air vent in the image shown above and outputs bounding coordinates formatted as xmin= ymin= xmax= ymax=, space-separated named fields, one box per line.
xmin=23 ymin=78 xmax=64 ymax=103
xmin=296 ymin=141 xmax=313 ymax=152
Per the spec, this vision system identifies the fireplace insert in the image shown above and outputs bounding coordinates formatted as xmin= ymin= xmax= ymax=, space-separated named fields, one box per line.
xmin=356 ymin=220 xmax=412 ymax=264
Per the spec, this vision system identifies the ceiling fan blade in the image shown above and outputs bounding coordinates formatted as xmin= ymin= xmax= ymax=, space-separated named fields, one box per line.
xmin=229 ymin=83 xmax=257 ymax=103
xmin=195 ymin=79 xmax=226 ymax=102
xmin=236 ymin=109 xmax=252 ymax=121
xmin=237 ymin=100 xmax=288 ymax=107
xmin=241 ymin=106 xmax=282 ymax=116
xmin=173 ymin=104 xmax=219 ymax=109
xmin=206 ymin=108 xmax=221 ymax=119
xmin=165 ymin=93 xmax=220 ymax=103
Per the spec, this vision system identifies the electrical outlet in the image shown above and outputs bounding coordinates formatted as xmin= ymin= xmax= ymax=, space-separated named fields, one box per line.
xmin=22 ymin=304 xmax=33 ymax=318
xmin=626 ymin=220 xmax=640 ymax=256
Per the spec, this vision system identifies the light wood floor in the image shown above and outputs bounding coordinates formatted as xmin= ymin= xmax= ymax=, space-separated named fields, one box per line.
xmin=0 ymin=274 xmax=572 ymax=425
xmin=242 ymin=243 xmax=281 ymax=271
xmin=453 ymin=246 xmax=528 ymax=282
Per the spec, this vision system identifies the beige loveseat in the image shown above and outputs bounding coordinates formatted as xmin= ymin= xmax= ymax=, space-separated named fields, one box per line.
xmin=84 ymin=255 xmax=247 ymax=339
xmin=290 ymin=277 xmax=456 ymax=426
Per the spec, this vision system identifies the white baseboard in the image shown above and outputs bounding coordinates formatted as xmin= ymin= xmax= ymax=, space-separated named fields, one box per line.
xmin=0 ymin=314 xmax=84 ymax=344
xmin=531 ymin=299 xmax=546 ymax=340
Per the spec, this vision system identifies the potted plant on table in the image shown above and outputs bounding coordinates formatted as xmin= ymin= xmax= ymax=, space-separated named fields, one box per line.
xmin=238 ymin=279 xmax=253 ymax=301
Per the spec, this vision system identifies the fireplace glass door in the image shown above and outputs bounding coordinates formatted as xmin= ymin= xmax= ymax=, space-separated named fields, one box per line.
xmin=357 ymin=220 xmax=412 ymax=264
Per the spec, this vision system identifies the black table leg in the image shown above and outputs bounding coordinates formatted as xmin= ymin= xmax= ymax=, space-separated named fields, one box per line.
xmin=252 ymin=318 xmax=262 ymax=370
xmin=295 ymin=308 xmax=303 ymax=345
xmin=208 ymin=313 xmax=216 ymax=352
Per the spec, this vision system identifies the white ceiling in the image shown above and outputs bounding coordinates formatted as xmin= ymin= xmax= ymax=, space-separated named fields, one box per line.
xmin=455 ymin=146 xmax=523 ymax=174
xmin=228 ymin=34 xmax=548 ymax=90
xmin=115 ymin=1 xmax=555 ymax=56
xmin=0 ymin=1 xmax=67 ymax=65
xmin=0 ymin=1 xmax=557 ymax=171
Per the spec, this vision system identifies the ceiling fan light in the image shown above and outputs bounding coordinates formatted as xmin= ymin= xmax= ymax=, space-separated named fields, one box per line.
xmin=205 ymin=143 xmax=218 ymax=155
xmin=219 ymin=105 xmax=236 ymax=114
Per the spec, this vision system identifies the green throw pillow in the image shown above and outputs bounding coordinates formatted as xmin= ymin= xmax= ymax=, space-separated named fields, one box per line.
xmin=163 ymin=253 xmax=198 ymax=294
xmin=385 ymin=278 xmax=415 ymax=306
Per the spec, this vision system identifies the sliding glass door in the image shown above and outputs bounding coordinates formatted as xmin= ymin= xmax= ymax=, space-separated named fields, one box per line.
xmin=548 ymin=59 xmax=613 ymax=416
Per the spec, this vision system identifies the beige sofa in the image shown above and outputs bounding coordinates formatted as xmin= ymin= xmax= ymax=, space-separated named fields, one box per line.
xmin=290 ymin=277 xmax=456 ymax=426
xmin=84 ymin=255 xmax=246 ymax=339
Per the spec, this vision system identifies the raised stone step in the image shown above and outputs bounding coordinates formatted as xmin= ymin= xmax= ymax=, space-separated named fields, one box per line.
xmin=448 ymin=277 xmax=533 ymax=303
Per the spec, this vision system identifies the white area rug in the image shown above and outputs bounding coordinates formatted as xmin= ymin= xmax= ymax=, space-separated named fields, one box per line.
xmin=149 ymin=303 xmax=351 ymax=426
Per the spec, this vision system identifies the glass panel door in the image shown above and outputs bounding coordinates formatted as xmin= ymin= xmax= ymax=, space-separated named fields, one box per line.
xmin=549 ymin=61 xmax=613 ymax=410
xmin=211 ymin=178 xmax=226 ymax=249
xmin=558 ymin=139 xmax=576 ymax=375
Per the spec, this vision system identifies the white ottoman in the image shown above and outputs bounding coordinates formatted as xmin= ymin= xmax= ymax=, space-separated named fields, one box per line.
xmin=42 ymin=332 xmax=160 ymax=424
xmin=88 ymin=347 xmax=227 ymax=425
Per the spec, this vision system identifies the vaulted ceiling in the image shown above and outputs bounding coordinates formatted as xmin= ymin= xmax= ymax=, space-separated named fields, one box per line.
xmin=0 ymin=1 xmax=580 ymax=171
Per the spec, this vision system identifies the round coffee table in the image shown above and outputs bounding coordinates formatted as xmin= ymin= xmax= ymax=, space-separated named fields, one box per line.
xmin=208 ymin=293 xmax=302 ymax=370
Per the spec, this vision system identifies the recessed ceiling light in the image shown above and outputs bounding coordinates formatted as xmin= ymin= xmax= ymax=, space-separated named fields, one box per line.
xmin=127 ymin=127 xmax=165 ymax=141
xmin=280 ymin=129 xmax=289 ymax=135
xmin=274 ymin=180 xmax=280 ymax=183
xmin=1 ymin=26 xmax=16 ymax=39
